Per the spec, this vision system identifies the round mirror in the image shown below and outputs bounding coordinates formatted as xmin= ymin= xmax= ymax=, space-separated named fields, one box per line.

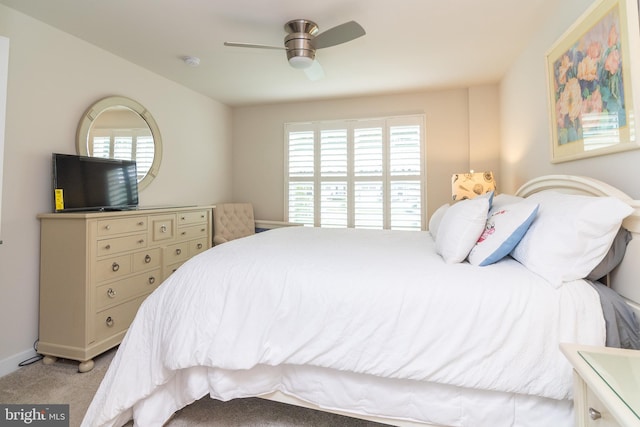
xmin=76 ymin=96 xmax=162 ymax=191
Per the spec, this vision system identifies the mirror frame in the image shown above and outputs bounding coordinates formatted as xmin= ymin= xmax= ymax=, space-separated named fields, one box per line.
xmin=76 ymin=96 xmax=163 ymax=191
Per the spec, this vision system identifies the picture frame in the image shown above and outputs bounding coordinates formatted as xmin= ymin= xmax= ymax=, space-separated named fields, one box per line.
xmin=545 ymin=0 xmax=640 ymax=163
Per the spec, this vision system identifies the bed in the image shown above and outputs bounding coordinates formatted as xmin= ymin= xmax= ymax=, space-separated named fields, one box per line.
xmin=81 ymin=175 xmax=640 ymax=427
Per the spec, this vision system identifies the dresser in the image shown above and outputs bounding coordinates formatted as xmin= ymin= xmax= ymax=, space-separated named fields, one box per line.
xmin=37 ymin=206 xmax=213 ymax=372
xmin=561 ymin=343 xmax=640 ymax=427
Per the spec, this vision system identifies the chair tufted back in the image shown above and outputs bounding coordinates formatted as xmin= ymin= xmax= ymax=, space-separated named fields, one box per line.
xmin=213 ymin=203 xmax=255 ymax=245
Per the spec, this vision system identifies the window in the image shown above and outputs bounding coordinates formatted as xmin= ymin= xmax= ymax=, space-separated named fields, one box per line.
xmin=285 ymin=115 xmax=425 ymax=230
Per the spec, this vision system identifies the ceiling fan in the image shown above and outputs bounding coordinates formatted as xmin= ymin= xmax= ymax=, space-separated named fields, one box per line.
xmin=224 ymin=19 xmax=366 ymax=80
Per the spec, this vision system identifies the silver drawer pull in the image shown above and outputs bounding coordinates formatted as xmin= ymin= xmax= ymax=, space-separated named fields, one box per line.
xmin=107 ymin=288 xmax=116 ymax=298
xmin=138 ymin=239 xmax=145 ymax=244
xmin=148 ymin=276 xmax=156 ymax=285
xmin=181 ymin=231 xmax=187 ymax=235
xmin=105 ymin=244 xmax=111 ymax=250
xmin=175 ymin=248 xmax=182 ymax=255
xmin=144 ymin=254 xmax=152 ymax=263
xmin=201 ymin=228 xmax=205 ymax=232
xmin=181 ymin=216 xmax=186 ymax=220
xmin=588 ymin=408 xmax=601 ymax=420
xmin=111 ymin=262 xmax=120 ymax=272
xmin=138 ymin=221 xmax=144 ymax=226
xmin=160 ymin=225 xmax=167 ymax=233
xmin=105 ymin=224 xmax=111 ymax=230
xmin=197 ymin=243 xmax=203 ymax=249
xmin=105 ymin=316 xmax=114 ymax=327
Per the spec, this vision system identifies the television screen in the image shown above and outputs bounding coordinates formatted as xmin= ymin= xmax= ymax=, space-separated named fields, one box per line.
xmin=52 ymin=153 xmax=139 ymax=212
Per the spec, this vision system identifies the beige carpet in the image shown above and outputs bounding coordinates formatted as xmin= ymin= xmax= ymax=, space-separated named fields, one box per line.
xmin=0 ymin=348 xmax=388 ymax=427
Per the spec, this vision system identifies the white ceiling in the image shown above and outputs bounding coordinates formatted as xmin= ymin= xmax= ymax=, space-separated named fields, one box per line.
xmin=0 ymin=0 xmax=558 ymax=106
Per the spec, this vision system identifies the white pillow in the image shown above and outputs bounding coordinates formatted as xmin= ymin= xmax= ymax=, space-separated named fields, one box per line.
xmin=429 ymin=203 xmax=449 ymax=239
xmin=467 ymin=201 xmax=539 ymax=266
xmin=435 ymin=196 xmax=490 ymax=263
xmin=510 ymin=191 xmax=633 ymax=287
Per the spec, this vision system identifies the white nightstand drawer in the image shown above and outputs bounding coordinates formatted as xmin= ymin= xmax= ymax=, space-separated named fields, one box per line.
xmin=562 ymin=344 xmax=640 ymax=427
xmin=585 ymin=387 xmax=620 ymax=427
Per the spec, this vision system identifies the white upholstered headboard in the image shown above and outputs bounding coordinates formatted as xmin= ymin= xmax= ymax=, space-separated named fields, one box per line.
xmin=515 ymin=175 xmax=640 ymax=318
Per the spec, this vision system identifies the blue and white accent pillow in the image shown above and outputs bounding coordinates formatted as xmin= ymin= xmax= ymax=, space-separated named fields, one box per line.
xmin=467 ymin=201 xmax=539 ymax=266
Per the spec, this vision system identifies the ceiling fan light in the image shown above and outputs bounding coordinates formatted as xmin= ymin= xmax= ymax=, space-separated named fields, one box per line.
xmin=288 ymin=55 xmax=314 ymax=69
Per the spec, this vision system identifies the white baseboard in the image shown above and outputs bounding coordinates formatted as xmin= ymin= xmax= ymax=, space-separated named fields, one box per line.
xmin=0 ymin=347 xmax=38 ymax=378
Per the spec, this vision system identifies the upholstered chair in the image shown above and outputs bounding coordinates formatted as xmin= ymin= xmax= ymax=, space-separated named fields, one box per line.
xmin=213 ymin=203 xmax=255 ymax=245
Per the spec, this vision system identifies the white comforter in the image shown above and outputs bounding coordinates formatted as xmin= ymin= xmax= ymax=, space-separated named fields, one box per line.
xmin=83 ymin=227 xmax=605 ymax=426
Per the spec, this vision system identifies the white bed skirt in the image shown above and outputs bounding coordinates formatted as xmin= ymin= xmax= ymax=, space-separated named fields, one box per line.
xmin=152 ymin=364 xmax=574 ymax=427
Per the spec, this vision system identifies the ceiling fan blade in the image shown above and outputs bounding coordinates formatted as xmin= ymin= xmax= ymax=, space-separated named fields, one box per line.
xmin=304 ymin=60 xmax=325 ymax=81
xmin=313 ymin=21 xmax=365 ymax=49
xmin=223 ymin=41 xmax=284 ymax=50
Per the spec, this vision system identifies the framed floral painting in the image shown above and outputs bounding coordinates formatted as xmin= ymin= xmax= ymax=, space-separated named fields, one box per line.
xmin=546 ymin=0 xmax=640 ymax=162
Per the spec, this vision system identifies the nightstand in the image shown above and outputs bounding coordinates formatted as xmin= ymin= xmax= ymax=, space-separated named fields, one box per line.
xmin=561 ymin=343 xmax=640 ymax=427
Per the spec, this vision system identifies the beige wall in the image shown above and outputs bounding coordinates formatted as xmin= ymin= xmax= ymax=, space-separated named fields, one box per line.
xmin=231 ymin=85 xmax=500 ymax=222
xmin=469 ymin=86 xmax=501 ymax=181
xmin=0 ymin=5 xmax=233 ymax=375
xmin=500 ymin=0 xmax=640 ymax=198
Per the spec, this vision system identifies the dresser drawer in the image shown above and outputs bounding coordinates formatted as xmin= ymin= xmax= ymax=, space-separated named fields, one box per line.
xmin=190 ymin=237 xmax=208 ymax=256
xmin=94 ymin=295 xmax=147 ymax=343
xmin=96 ymin=254 xmax=132 ymax=282
xmin=165 ymin=261 xmax=186 ymax=279
xmin=97 ymin=217 xmax=147 ymax=237
xmin=95 ymin=268 xmax=161 ymax=310
xmin=164 ymin=241 xmax=190 ymax=265
xmin=96 ymin=233 xmax=147 ymax=256
xmin=177 ymin=224 xmax=208 ymax=241
xmin=151 ymin=214 xmax=176 ymax=243
xmin=132 ymin=248 xmax=161 ymax=272
xmin=178 ymin=210 xmax=209 ymax=225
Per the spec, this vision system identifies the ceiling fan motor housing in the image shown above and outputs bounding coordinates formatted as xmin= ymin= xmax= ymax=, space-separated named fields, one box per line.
xmin=285 ymin=33 xmax=315 ymax=62
xmin=284 ymin=19 xmax=318 ymax=68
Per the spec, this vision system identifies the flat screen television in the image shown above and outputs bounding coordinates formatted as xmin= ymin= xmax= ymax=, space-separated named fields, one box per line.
xmin=52 ymin=153 xmax=139 ymax=212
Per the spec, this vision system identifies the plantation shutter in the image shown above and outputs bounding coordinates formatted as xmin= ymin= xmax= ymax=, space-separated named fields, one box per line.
xmin=287 ymin=127 xmax=315 ymax=226
xmin=354 ymin=125 xmax=384 ymax=229
xmin=285 ymin=114 xmax=425 ymax=230
xmin=389 ymin=120 xmax=422 ymax=230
